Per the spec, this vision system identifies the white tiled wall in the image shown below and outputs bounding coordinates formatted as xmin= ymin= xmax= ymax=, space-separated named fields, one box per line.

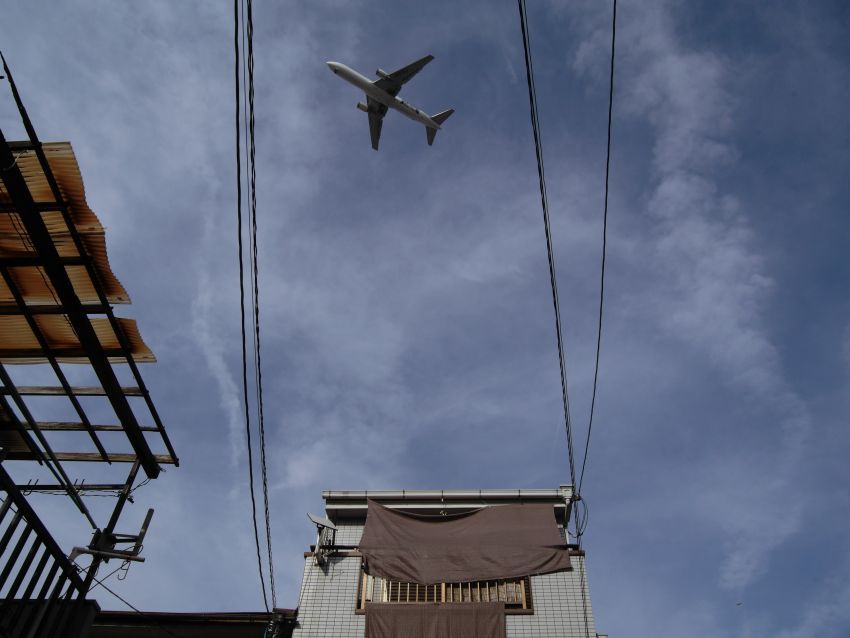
xmin=507 ymin=557 xmax=597 ymax=638
xmin=293 ymin=556 xmax=365 ymax=638
xmin=292 ymin=519 xmax=598 ymax=638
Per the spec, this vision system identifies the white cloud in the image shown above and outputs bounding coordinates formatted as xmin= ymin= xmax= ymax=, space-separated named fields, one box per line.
xmin=773 ymin=579 xmax=850 ymax=638
xmin=191 ymin=259 xmax=245 ymax=473
xmin=561 ymin=0 xmax=812 ymax=589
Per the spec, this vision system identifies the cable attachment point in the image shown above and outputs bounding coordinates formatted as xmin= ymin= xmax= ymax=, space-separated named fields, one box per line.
xmin=69 ymin=508 xmax=154 ymax=564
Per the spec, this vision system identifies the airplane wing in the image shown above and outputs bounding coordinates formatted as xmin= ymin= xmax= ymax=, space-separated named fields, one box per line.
xmin=366 ymin=96 xmax=388 ymax=150
xmin=374 ymin=54 xmax=434 ymax=97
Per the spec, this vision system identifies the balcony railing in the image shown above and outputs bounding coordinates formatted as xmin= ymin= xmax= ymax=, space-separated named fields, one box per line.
xmin=0 ymin=462 xmax=97 ymax=638
xmin=357 ymin=569 xmax=532 ymax=613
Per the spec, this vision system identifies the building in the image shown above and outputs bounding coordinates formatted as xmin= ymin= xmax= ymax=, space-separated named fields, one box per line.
xmin=292 ymin=487 xmax=604 ymax=638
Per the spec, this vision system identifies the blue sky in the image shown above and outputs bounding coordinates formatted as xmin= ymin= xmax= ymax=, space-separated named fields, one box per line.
xmin=2 ymin=1 xmax=849 ymax=636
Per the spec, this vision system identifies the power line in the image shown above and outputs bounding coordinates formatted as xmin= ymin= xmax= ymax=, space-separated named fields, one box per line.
xmin=236 ymin=0 xmax=276 ymax=609
xmin=515 ymin=3 xmax=615 ymax=635
xmin=244 ymin=0 xmax=278 ymax=608
xmin=76 ymin=564 xmax=180 ymax=638
xmin=235 ymin=0 xmax=269 ymax=612
xmin=86 ymin=560 xmax=130 ymax=593
xmin=578 ymin=0 xmax=618 ymax=500
xmin=515 ymin=0 xmax=578 ymax=504
xmin=575 ymin=3 xmax=617 ymax=635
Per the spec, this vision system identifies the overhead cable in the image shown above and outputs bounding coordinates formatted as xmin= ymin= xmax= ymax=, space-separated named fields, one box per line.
xmin=578 ymin=0 xmax=617 ymax=502
xmin=515 ymin=0 xmax=578 ymax=501
xmin=575 ymin=4 xmax=617 ymax=637
xmin=515 ymin=3 xmax=616 ymax=633
xmin=235 ymin=0 xmax=269 ymax=612
xmin=244 ymin=0 xmax=278 ymax=608
xmin=76 ymin=563 xmax=179 ymax=638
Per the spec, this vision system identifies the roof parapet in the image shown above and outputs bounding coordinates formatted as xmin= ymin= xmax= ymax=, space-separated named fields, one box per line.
xmin=322 ymin=487 xmax=574 ymax=524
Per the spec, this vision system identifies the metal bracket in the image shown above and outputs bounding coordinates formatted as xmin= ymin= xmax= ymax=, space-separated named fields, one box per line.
xmin=308 ymin=512 xmax=337 ymax=566
xmin=70 ymin=508 xmax=154 ymax=563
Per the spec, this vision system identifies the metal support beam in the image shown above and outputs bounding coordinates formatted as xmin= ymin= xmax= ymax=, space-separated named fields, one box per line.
xmin=83 ymin=462 xmax=141 ymax=588
xmin=17 ymin=483 xmax=126 ymax=492
xmin=0 ymin=201 xmax=63 ymax=213
xmin=0 ymin=256 xmax=88 ymax=267
xmin=0 ymin=304 xmax=110 ymax=316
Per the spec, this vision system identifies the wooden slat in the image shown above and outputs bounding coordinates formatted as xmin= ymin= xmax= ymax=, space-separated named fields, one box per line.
xmin=47 ymin=452 xmax=172 ymax=464
xmin=356 ymin=569 xmax=531 ymax=610
xmin=1 ymin=386 xmax=143 ymax=396
xmin=0 ymin=348 xmax=150 ymax=362
xmin=0 ymin=449 xmax=173 ymax=464
xmin=25 ymin=421 xmax=158 ymax=433
xmin=0 ymin=315 xmax=155 ymax=364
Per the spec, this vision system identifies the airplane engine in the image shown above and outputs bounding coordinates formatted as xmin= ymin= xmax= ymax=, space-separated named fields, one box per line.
xmin=356 ymin=102 xmax=369 ymax=112
xmin=376 ymin=68 xmax=390 ymax=79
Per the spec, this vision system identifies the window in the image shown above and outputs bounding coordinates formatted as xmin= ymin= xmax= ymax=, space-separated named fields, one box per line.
xmin=356 ymin=569 xmax=533 ymax=614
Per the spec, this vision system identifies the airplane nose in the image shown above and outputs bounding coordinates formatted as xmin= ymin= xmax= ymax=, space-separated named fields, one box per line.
xmin=326 ymin=61 xmax=339 ymax=74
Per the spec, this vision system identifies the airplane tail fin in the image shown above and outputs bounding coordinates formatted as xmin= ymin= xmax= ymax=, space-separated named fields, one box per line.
xmin=426 ymin=108 xmax=455 ymax=146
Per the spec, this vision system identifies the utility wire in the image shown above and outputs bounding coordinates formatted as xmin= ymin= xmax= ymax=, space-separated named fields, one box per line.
xmin=245 ymin=0 xmax=278 ymax=608
xmin=86 ymin=560 xmax=129 ymax=593
xmin=578 ymin=0 xmax=617 ymax=501
xmin=515 ymin=0 xmax=578 ymax=503
xmin=515 ymin=3 xmax=616 ymax=634
xmin=75 ymin=563 xmax=180 ymax=638
xmin=235 ymin=0 xmax=269 ymax=612
xmin=575 ymin=2 xmax=617 ymax=635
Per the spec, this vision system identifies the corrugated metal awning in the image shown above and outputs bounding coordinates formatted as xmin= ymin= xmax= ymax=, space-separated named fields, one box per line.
xmin=0 ymin=315 xmax=154 ymax=363
xmin=0 ymin=134 xmax=177 ymax=477
xmin=0 ymin=142 xmax=130 ymax=305
xmin=0 ymin=142 xmax=148 ymax=364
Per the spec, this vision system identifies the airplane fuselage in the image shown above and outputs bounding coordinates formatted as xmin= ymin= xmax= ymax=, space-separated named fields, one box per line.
xmin=327 ymin=62 xmax=440 ymax=129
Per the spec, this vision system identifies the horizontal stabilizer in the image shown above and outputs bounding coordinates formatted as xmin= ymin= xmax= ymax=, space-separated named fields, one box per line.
xmin=426 ymin=108 xmax=455 ymax=146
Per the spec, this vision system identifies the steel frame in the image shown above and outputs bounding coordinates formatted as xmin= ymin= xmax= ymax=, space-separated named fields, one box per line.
xmin=0 ymin=52 xmax=178 ymax=636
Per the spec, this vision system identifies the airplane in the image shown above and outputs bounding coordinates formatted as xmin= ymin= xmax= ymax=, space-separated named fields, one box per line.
xmin=327 ymin=54 xmax=454 ymax=151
